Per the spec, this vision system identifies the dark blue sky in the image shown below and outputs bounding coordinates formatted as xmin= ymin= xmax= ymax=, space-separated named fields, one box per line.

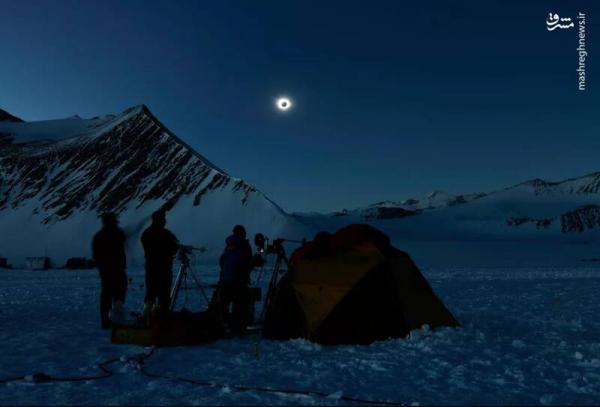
xmin=1 ymin=0 xmax=597 ymax=212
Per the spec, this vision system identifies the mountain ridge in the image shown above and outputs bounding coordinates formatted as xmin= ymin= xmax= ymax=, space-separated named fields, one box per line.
xmin=326 ymin=171 xmax=600 ymax=222
xmin=2 ymin=104 xmax=600 ymax=268
xmin=0 ymin=105 xmax=304 ymax=267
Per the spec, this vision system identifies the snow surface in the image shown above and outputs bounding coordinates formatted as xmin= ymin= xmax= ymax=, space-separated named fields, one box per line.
xmin=0 ymin=114 xmax=117 ymax=144
xmin=1 ymin=260 xmax=599 ymax=405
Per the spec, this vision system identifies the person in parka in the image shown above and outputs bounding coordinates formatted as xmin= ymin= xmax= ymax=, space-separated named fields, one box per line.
xmin=92 ymin=212 xmax=128 ymax=329
xmin=216 ymin=224 xmax=253 ymax=334
xmin=141 ymin=210 xmax=179 ymax=318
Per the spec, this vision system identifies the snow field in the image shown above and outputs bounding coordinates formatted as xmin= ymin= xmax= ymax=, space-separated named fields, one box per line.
xmin=0 ymin=265 xmax=599 ymax=405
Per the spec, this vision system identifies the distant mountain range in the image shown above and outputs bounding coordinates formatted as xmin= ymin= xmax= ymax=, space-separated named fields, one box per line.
xmin=327 ymin=190 xmax=487 ymax=220
xmin=295 ymin=173 xmax=600 ymax=240
xmin=1 ymin=105 xmax=599 ymax=267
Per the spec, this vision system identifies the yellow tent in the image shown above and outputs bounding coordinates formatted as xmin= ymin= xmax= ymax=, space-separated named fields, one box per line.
xmin=263 ymin=224 xmax=459 ymax=344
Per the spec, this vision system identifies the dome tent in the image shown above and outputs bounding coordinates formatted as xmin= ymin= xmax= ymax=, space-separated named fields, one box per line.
xmin=262 ymin=224 xmax=459 ymax=344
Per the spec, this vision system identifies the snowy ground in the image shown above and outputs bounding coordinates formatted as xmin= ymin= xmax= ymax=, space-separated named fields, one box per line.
xmin=1 ymin=261 xmax=599 ymax=405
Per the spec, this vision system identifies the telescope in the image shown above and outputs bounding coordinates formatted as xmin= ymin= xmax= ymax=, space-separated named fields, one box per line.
xmin=177 ymin=244 xmax=206 ymax=264
xmin=178 ymin=244 xmax=206 ymax=253
xmin=254 ymin=233 xmax=304 ymax=256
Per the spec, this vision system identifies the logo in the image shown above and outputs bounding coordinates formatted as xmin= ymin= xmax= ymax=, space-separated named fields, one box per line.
xmin=546 ymin=12 xmax=588 ymax=91
xmin=546 ymin=13 xmax=574 ymax=31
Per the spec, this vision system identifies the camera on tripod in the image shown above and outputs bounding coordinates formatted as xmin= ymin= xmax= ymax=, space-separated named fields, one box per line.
xmin=177 ymin=244 xmax=206 ymax=264
xmin=254 ymin=234 xmax=305 ymax=256
xmin=254 ymin=233 xmax=286 ymax=257
xmin=170 ymin=244 xmax=209 ymax=312
xmin=252 ymin=233 xmax=305 ymax=323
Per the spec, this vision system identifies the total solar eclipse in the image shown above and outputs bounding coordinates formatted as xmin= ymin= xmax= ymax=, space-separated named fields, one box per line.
xmin=276 ymin=97 xmax=292 ymax=111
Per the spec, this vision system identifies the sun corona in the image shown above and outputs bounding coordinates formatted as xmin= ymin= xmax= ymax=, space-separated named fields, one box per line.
xmin=276 ymin=97 xmax=292 ymax=111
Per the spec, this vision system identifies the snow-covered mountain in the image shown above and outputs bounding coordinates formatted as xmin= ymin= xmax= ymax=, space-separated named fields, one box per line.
xmin=2 ymin=103 xmax=600 ymax=268
xmin=328 ymin=190 xmax=486 ymax=221
xmin=0 ymin=105 xmax=308 ymax=267
xmin=297 ymin=174 xmax=600 ymax=241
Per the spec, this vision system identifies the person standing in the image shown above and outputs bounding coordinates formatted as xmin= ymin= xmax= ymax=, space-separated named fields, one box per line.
xmin=217 ymin=224 xmax=253 ymax=335
xmin=141 ymin=210 xmax=179 ymax=319
xmin=92 ymin=212 xmax=128 ymax=329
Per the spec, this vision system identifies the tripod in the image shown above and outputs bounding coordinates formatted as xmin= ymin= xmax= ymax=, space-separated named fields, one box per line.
xmin=258 ymin=248 xmax=289 ymax=323
xmin=170 ymin=246 xmax=210 ymax=312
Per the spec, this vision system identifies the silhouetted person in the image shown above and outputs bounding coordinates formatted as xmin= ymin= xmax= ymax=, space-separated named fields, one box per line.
xmin=92 ymin=212 xmax=128 ymax=329
xmin=216 ymin=224 xmax=253 ymax=334
xmin=141 ymin=210 xmax=179 ymax=318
